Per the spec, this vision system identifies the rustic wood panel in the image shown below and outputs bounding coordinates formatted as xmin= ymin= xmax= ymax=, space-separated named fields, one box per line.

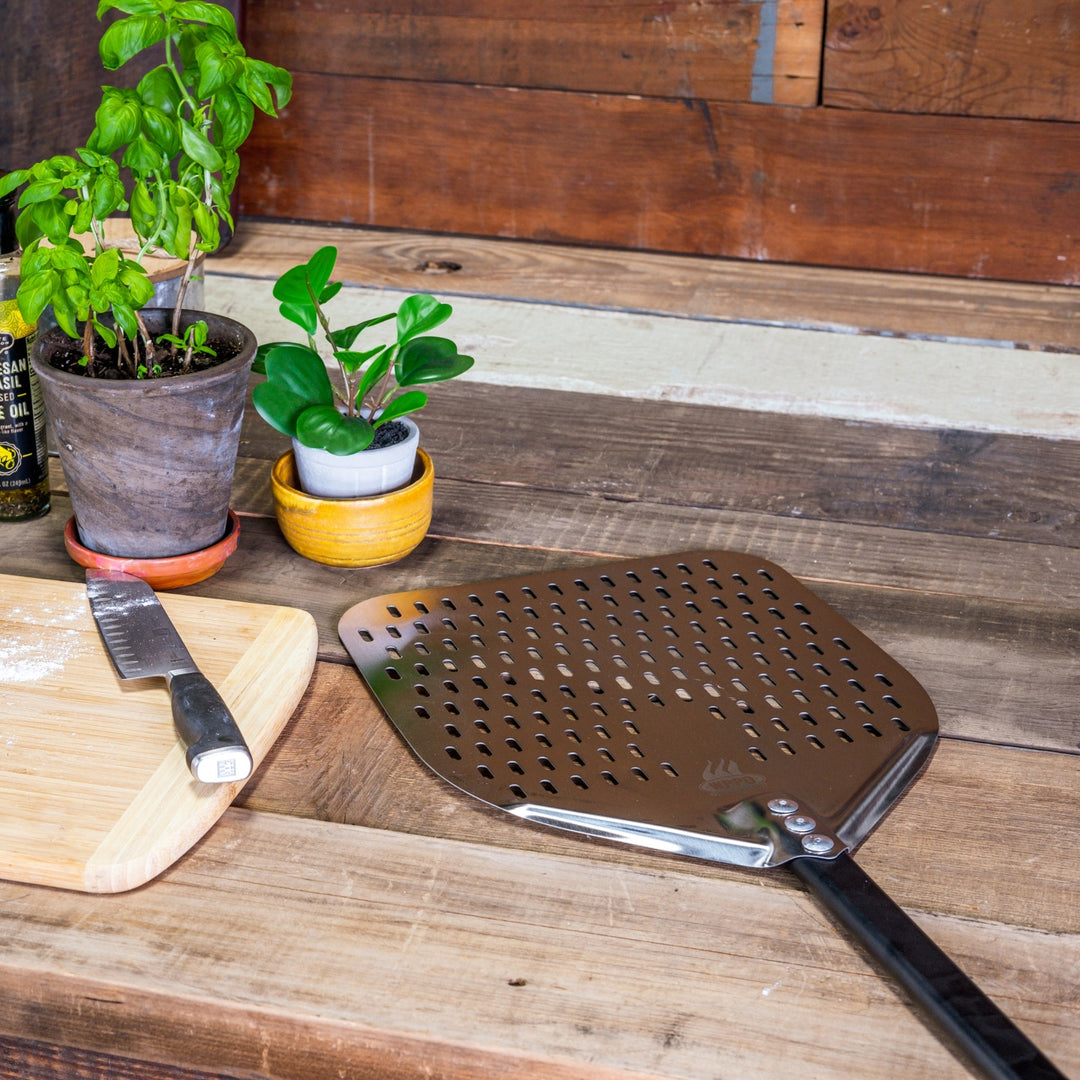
xmin=239 ymin=662 xmax=1080 ymax=936
xmin=0 ymin=808 xmax=1075 ymax=1080
xmin=215 ymin=222 xmax=1080 ymax=351
xmin=243 ymin=0 xmax=824 ymax=106
xmin=2 ymin=1 xmax=242 ymax=168
xmin=824 ymin=0 xmax=1080 ymax=122
xmin=236 ymin=382 xmax=1080 ymax=551
xmin=239 ymin=73 xmax=1080 ymax=284
xmin=0 ymin=1035 xmax=234 ymax=1080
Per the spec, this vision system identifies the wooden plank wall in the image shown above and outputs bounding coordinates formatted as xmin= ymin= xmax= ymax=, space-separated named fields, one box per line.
xmin=3 ymin=2 xmax=243 ymax=169
xmin=238 ymin=0 xmax=1080 ymax=286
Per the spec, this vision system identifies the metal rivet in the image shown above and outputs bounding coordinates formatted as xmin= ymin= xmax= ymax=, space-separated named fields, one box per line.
xmin=802 ymin=834 xmax=836 ymax=854
xmin=767 ymin=797 xmax=799 ymax=816
xmin=784 ymin=815 xmax=816 ymax=834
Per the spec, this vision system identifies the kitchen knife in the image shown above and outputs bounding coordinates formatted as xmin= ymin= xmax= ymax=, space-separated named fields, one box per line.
xmin=85 ymin=568 xmax=253 ymax=784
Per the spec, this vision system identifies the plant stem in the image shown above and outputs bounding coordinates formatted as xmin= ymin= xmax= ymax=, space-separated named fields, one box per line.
xmin=81 ymin=320 xmax=95 ymax=373
xmin=172 ymin=238 xmax=201 ymax=339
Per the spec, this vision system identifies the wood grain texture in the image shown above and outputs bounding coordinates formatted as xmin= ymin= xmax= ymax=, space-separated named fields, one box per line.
xmin=0 ymin=807 xmax=1075 ymax=1080
xmin=243 ymin=0 xmax=824 ymax=106
xmin=238 ymin=73 xmax=1080 ymax=284
xmin=237 ymin=381 xmax=1080 ymax=552
xmin=240 ymin=661 xmax=1080 ymax=937
xmin=0 ymin=576 xmax=317 ymax=892
xmin=2 ymin=1 xmax=242 ymax=167
xmin=213 ymin=221 xmax=1080 ymax=351
xmin=825 ymin=0 xmax=1080 ymax=122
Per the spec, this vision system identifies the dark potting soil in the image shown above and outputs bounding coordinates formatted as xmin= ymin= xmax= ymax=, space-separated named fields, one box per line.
xmin=369 ymin=419 xmax=410 ymax=449
xmin=47 ymin=333 xmax=245 ymax=379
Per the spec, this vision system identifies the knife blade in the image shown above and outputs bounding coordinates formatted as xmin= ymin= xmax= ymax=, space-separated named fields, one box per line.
xmin=85 ymin=568 xmax=253 ymax=784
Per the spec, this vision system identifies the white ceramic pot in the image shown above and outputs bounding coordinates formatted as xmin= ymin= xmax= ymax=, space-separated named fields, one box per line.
xmin=292 ymin=417 xmax=420 ymax=498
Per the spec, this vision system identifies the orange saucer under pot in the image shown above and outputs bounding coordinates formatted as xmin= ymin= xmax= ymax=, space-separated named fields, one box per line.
xmin=64 ymin=510 xmax=240 ymax=590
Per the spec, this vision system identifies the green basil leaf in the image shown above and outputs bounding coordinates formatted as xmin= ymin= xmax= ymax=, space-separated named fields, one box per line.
xmin=112 ymin=301 xmax=138 ymax=341
xmin=91 ymin=173 xmax=126 ymax=220
xmin=90 ymin=248 xmax=121 ymax=288
xmin=19 ymin=179 xmax=65 ymax=205
xmin=97 ymin=0 xmax=160 ymax=17
xmin=122 ymin=134 xmax=166 ymax=174
xmin=243 ymin=58 xmax=292 ymax=111
xmin=173 ymin=1 xmax=237 ymax=34
xmin=141 ymin=105 xmax=179 ymax=157
xmin=94 ymin=87 xmax=143 ymax=153
xmin=52 ymin=291 xmax=80 ymax=338
xmin=192 ymin=201 xmax=220 ymax=251
xmin=129 ymin=179 xmax=159 ymax=237
xmin=73 ymin=198 xmax=94 ymax=234
xmin=93 ymin=318 xmax=117 ymax=348
xmin=178 ymin=119 xmax=224 ymax=171
xmin=137 ymin=64 xmax=183 ymax=115
xmin=99 ymin=13 xmax=169 ymax=70
xmin=0 ymin=170 xmax=30 ymax=199
xmin=211 ymin=84 xmax=254 ymax=151
xmin=30 ymin=198 xmax=75 ymax=245
xmin=238 ymin=65 xmax=274 ymax=116
xmin=16 ymin=270 xmax=59 ymax=325
xmin=295 ymin=406 xmax=374 ymax=455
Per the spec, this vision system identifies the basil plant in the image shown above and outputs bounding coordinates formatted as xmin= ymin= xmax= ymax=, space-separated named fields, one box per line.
xmin=253 ymin=246 xmax=475 ymax=455
xmin=0 ymin=0 xmax=291 ymax=376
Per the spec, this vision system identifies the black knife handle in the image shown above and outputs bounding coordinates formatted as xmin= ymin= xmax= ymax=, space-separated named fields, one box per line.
xmin=790 ymin=852 xmax=1066 ymax=1080
xmin=168 ymin=671 xmax=253 ymax=784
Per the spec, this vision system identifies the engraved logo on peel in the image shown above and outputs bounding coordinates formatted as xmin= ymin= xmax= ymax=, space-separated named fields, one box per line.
xmin=700 ymin=758 xmax=767 ymax=797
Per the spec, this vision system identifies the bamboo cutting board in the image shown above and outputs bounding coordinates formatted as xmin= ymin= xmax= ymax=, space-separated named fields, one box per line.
xmin=0 ymin=574 xmax=318 ymax=893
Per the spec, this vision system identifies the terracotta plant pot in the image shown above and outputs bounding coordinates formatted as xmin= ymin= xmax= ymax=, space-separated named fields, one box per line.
xmin=32 ymin=309 xmax=256 ymax=559
xmin=270 ymin=448 xmax=434 ymax=567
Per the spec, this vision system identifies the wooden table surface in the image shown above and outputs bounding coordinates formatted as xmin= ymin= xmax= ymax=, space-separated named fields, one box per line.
xmin=0 ymin=225 xmax=1077 ymax=1080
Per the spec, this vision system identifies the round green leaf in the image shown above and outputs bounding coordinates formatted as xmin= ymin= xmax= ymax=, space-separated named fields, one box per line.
xmin=375 ymin=390 xmax=428 ymax=425
xmin=396 ymin=293 xmax=451 ymax=344
xmin=396 ymin=336 xmax=474 ymax=385
xmin=264 ymin=344 xmax=335 ymax=405
xmin=295 ymin=406 xmax=374 ymax=455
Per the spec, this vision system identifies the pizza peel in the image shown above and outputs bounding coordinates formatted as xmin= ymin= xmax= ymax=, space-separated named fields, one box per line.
xmin=339 ymin=550 xmax=1065 ymax=1080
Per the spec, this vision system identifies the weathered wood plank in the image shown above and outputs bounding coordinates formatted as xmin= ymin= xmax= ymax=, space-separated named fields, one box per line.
xmin=237 ymin=382 xmax=1080 ymax=551
xmin=19 ymin=482 xmax=1080 ymax=753
xmin=213 ymin=221 xmax=1080 ymax=351
xmin=0 ymin=1035 xmax=233 ymax=1080
xmin=239 ymin=73 xmax=1080 ymax=284
xmin=824 ymin=0 xmax=1080 ymax=122
xmin=0 ymin=807 xmax=1074 ymax=1080
xmin=240 ymin=661 xmax=1080 ymax=937
xmin=244 ymin=0 xmax=824 ymax=107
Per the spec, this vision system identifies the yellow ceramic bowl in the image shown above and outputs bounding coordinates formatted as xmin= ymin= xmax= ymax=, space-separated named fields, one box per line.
xmin=270 ymin=449 xmax=434 ymax=567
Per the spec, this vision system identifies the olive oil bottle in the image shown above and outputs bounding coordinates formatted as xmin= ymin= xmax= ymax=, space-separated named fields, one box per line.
xmin=0 ymin=185 xmax=49 ymax=521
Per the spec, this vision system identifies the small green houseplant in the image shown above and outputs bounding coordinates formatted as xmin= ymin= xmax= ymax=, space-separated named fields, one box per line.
xmin=1 ymin=0 xmax=290 ymax=376
xmin=254 ymin=244 xmax=474 ymax=497
xmin=0 ymin=0 xmax=291 ymax=568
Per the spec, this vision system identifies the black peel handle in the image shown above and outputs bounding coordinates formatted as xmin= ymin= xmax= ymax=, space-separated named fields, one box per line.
xmin=790 ymin=853 xmax=1066 ymax=1080
xmin=168 ymin=671 xmax=253 ymax=785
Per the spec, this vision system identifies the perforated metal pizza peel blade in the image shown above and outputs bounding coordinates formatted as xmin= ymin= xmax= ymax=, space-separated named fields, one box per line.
xmin=339 ymin=550 xmax=1065 ymax=1080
